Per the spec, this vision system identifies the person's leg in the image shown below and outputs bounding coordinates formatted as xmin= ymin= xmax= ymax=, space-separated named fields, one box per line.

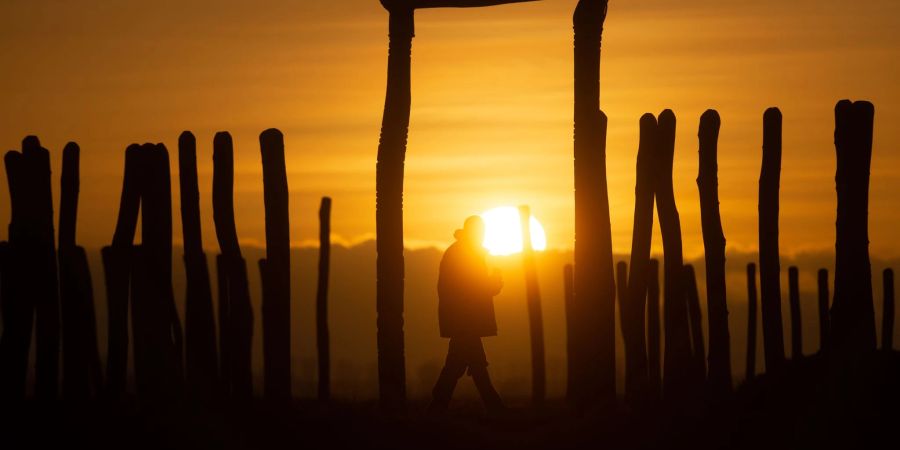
xmin=428 ymin=338 xmax=467 ymax=412
xmin=464 ymin=338 xmax=505 ymax=411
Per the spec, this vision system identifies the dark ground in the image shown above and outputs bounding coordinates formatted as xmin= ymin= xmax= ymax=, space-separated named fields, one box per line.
xmin=2 ymin=351 xmax=898 ymax=450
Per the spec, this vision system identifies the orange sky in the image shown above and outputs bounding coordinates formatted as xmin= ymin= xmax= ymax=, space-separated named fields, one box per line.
xmin=1 ymin=0 xmax=899 ymax=257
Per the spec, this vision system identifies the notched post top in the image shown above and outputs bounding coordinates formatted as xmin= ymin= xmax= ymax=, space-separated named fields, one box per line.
xmin=573 ymin=0 xmax=609 ymax=29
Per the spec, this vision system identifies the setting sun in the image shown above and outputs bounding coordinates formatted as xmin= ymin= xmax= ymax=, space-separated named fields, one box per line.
xmin=480 ymin=206 xmax=547 ymax=256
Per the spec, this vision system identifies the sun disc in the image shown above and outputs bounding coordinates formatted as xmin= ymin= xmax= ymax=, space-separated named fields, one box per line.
xmin=479 ymin=206 xmax=547 ymax=256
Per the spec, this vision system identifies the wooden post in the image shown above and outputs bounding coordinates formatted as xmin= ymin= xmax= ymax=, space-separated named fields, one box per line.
xmin=696 ymin=109 xmax=731 ymax=395
xmin=374 ymin=0 xmax=540 ymax=412
xmin=132 ymin=143 xmax=183 ymax=401
xmin=830 ymin=100 xmax=876 ymax=351
xmin=563 ymin=264 xmax=575 ymax=402
xmin=684 ymin=264 xmax=706 ymax=383
xmin=375 ymin=6 xmax=414 ymax=412
xmin=212 ymin=132 xmax=253 ymax=400
xmin=623 ymin=113 xmax=656 ymax=406
xmin=103 ymin=144 xmax=142 ymax=399
xmin=0 ymin=150 xmax=34 ymax=400
xmin=655 ymin=109 xmax=693 ymax=398
xmin=179 ymin=132 xmax=218 ymax=400
xmin=745 ymin=263 xmax=758 ymax=380
xmin=59 ymin=142 xmax=102 ymax=399
xmin=520 ymin=205 xmax=546 ymax=406
xmin=20 ymin=136 xmax=62 ymax=400
xmin=572 ymin=0 xmax=614 ymax=409
xmin=615 ymin=260 xmax=631 ymax=402
xmin=759 ymin=107 xmax=786 ymax=372
xmin=317 ymin=197 xmax=332 ymax=401
xmin=647 ymin=259 xmax=661 ymax=401
xmin=817 ymin=269 xmax=830 ymax=354
xmin=883 ymin=269 xmax=894 ymax=351
xmin=259 ymin=128 xmax=292 ymax=401
xmin=788 ymin=266 xmax=802 ymax=359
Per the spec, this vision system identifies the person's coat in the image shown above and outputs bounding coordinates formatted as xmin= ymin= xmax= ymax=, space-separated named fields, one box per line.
xmin=437 ymin=239 xmax=500 ymax=338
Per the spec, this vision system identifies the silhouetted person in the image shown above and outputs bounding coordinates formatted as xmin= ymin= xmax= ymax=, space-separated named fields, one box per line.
xmin=429 ymin=216 xmax=505 ymax=414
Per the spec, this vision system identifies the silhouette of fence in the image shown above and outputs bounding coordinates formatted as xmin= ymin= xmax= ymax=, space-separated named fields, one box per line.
xmin=0 ymin=101 xmax=893 ymax=428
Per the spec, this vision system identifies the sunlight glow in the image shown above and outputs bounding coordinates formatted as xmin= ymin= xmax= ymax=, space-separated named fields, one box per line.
xmin=480 ymin=206 xmax=547 ymax=256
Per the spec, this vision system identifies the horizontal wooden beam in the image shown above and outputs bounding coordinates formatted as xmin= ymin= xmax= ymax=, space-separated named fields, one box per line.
xmin=382 ymin=0 xmax=538 ymax=11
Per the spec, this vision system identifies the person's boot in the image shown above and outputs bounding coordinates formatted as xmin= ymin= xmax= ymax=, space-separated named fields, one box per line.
xmin=427 ymin=363 xmax=464 ymax=416
xmin=470 ymin=366 xmax=507 ymax=417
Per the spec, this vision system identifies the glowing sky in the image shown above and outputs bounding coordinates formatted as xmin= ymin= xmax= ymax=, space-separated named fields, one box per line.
xmin=1 ymin=0 xmax=899 ymax=257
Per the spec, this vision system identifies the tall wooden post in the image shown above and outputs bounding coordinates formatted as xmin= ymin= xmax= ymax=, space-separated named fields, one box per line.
xmin=213 ymin=132 xmax=253 ymax=400
xmin=696 ymin=109 xmax=731 ymax=395
xmin=830 ymin=100 xmax=876 ymax=351
xmin=655 ymin=110 xmax=693 ymax=398
xmin=317 ymin=197 xmax=333 ymax=401
xmin=519 ymin=205 xmax=546 ymax=406
xmin=623 ymin=113 xmax=656 ymax=406
xmin=759 ymin=107 xmax=786 ymax=372
xmin=259 ymin=128 xmax=292 ymax=401
xmin=58 ymin=142 xmax=102 ymax=399
xmin=179 ymin=132 xmax=218 ymax=399
xmin=572 ymin=0 xmax=614 ymax=409
xmin=103 ymin=144 xmax=142 ymax=399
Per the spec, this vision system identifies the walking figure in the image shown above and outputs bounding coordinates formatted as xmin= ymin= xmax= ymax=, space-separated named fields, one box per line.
xmin=429 ymin=216 xmax=506 ymax=414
